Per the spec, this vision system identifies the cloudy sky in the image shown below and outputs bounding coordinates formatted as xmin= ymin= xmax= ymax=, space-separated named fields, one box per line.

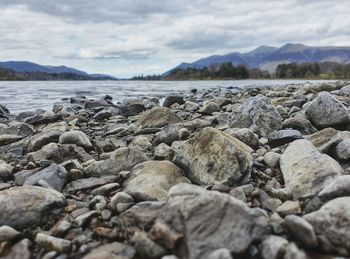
xmin=0 ymin=0 xmax=349 ymax=77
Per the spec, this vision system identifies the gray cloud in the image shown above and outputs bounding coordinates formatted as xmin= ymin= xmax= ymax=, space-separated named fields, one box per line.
xmin=0 ymin=0 xmax=349 ymax=77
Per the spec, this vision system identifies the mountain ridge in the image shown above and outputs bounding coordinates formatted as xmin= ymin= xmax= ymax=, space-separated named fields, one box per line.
xmin=165 ymin=43 xmax=350 ymax=75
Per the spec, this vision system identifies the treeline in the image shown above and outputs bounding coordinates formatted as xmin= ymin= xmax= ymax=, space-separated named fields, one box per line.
xmin=163 ymin=62 xmax=350 ymax=80
xmin=0 ymin=67 xmax=110 ymax=81
xmin=131 ymin=74 xmax=162 ymax=80
xmin=165 ymin=63 xmax=270 ymax=80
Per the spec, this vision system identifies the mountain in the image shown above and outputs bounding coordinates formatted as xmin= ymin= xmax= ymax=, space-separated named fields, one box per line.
xmin=166 ymin=43 xmax=350 ymax=74
xmin=0 ymin=61 xmax=116 ymax=80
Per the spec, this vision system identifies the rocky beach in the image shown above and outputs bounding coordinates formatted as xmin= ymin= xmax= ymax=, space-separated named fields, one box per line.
xmin=0 ymin=81 xmax=350 ymax=259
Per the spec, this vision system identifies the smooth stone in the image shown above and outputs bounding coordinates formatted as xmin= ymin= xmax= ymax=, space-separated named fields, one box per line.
xmin=198 ymin=102 xmax=221 ymax=115
xmin=27 ymin=129 xmax=64 ymax=152
xmin=0 ymin=186 xmax=66 ymax=230
xmin=0 ymin=225 xmax=21 ymax=241
xmin=280 ymin=139 xmax=343 ymax=199
xmin=122 ymin=161 xmax=190 ymax=201
xmin=24 ymin=113 xmax=62 ymax=125
xmin=268 ymin=129 xmax=303 ymax=147
xmin=137 ymin=107 xmax=182 ymax=128
xmin=1 ymin=238 xmax=31 ymax=259
xmin=230 ymin=95 xmax=283 ymax=137
xmin=304 ymin=197 xmax=350 ymax=253
xmin=23 ymin=163 xmax=68 ymax=192
xmin=154 ymin=143 xmax=175 ymax=161
xmin=282 ymin=117 xmax=317 ymax=135
xmin=318 ymin=175 xmax=350 ymax=201
xmin=0 ymin=160 xmax=13 ymax=181
xmin=305 ymin=128 xmax=344 ymax=154
xmin=225 ymin=128 xmax=259 ymax=149
xmin=85 ymin=146 xmax=148 ymax=176
xmin=305 ymin=91 xmax=350 ymax=128
xmin=0 ymin=134 xmax=24 ymax=146
xmin=134 ymin=233 xmax=168 ymax=259
xmin=263 ymin=152 xmax=281 ymax=168
xmin=90 ymin=183 xmax=120 ymax=196
xmin=65 ymin=175 xmax=118 ymax=193
xmin=163 ymin=95 xmax=185 ymax=108
xmin=74 ymin=211 xmax=97 ymax=227
xmin=276 ymin=201 xmax=301 ymax=216
xmin=174 ymin=127 xmax=253 ymax=186
xmin=335 ymin=138 xmax=350 ymax=160
xmin=207 ymin=248 xmax=233 ymax=259
xmin=59 ymin=130 xmax=92 ymax=149
xmin=82 ymin=242 xmax=136 ymax=259
xmin=285 ymin=215 xmax=318 ymax=248
xmin=261 ymin=235 xmax=288 ymax=259
xmin=157 ymin=183 xmax=268 ymax=258
xmin=35 ymin=233 xmax=71 ymax=253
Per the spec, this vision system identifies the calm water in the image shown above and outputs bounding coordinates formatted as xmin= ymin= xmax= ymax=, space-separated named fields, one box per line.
xmin=0 ymin=80 xmax=337 ymax=114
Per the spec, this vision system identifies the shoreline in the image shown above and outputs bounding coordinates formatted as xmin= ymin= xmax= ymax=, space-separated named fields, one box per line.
xmin=0 ymin=81 xmax=350 ymax=258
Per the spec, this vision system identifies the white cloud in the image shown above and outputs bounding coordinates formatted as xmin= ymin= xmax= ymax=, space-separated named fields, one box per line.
xmin=0 ymin=1 xmax=349 ymax=77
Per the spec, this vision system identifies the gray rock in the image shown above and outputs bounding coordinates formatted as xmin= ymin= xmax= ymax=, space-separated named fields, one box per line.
xmin=134 ymin=233 xmax=168 ymax=259
xmin=285 ymin=215 xmax=318 ymax=248
xmin=154 ymin=143 xmax=175 ymax=161
xmin=85 ymin=146 xmax=148 ymax=176
xmin=280 ymin=140 xmax=343 ymax=199
xmin=122 ymin=161 xmax=190 ymax=201
xmin=65 ymin=175 xmax=118 ymax=193
xmin=137 ymin=107 xmax=182 ymax=128
xmin=23 ymin=163 xmax=68 ymax=191
xmin=305 ymin=91 xmax=350 ymax=128
xmin=0 ymin=225 xmax=21 ymax=241
xmin=225 ymin=128 xmax=259 ymax=149
xmin=0 ymin=104 xmax=10 ymax=116
xmin=59 ymin=130 xmax=92 ymax=149
xmin=261 ymin=235 xmax=288 ymax=259
xmin=0 ymin=186 xmax=66 ymax=229
xmin=263 ymin=152 xmax=281 ymax=168
xmin=24 ymin=113 xmax=62 ymax=125
xmin=0 ymin=160 xmax=13 ymax=181
xmin=82 ymin=242 xmax=136 ymax=259
xmin=1 ymin=238 xmax=31 ymax=259
xmin=119 ymin=102 xmax=146 ymax=117
xmin=199 ymin=102 xmax=221 ymax=115
xmin=163 ymin=95 xmax=185 ymax=108
xmin=304 ymin=197 xmax=350 ymax=253
xmin=230 ymin=95 xmax=283 ymax=137
xmin=283 ymin=242 xmax=307 ymax=259
xmin=282 ymin=117 xmax=317 ymax=135
xmin=174 ymin=127 xmax=253 ymax=186
xmin=318 ymin=175 xmax=350 ymax=201
xmin=305 ymin=128 xmax=343 ymax=154
xmin=158 ymin=183 xmax=268 ymax=259
xmin=207 ymin=248 xmax=233 ymax=259
xmin=27 ymin=129 xmax=64 ymax=152
xmin=0 ymin=134 xmax=24 ymax=146
xmin=152 ymin=125 xmax=181 ymax=146
xmin=335 ymin=138 xmax=350 ymax=160
xmin=268 ymin=129 xmax=303 ymax=147
xmin=111 ymin=191 xmax=135 ymax=213
xmin=35 ymin=232 xmax=71 ymax=253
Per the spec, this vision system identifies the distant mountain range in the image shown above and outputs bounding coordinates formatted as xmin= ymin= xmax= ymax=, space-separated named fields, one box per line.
xmin=0 ymin=61 xmax=116 ymax=80
xmin=166 ymin=43 xmax=350 ymax=74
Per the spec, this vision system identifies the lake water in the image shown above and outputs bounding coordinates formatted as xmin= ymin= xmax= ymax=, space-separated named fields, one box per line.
xmin=0 ymin=80 xmax=338 ymax=114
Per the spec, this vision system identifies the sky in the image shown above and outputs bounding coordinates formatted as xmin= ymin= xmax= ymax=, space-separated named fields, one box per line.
xmin=0 ymin=0 xmax=350 ymax=78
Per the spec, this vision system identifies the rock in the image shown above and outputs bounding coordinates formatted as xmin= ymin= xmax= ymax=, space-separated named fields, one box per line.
xmin=276 ymin=201 xmax=301 ymax=216
xmin=74 ymin=210 xmax=97 ymax=227
xmin=91 ymin=182 xmax=120 ymax=196
xmin=285 ymin=215 xmax=318 ymax=248
xmin=82 ymin=242 xmax=136 ymax=259
xmin=1 ymin=239 xmax=31 ymax=259
xmin=59 ymin=130 xmax=92 ymax=149
xmin=0 ymin=225 xmax=21 ymax=241
xmin=23 ymin=163 xmax=68 ymax=192
xmin=119 ymin=101 xmax=146 ymax=117
xmin=280 ymin=140 xmax=343 ymax=199
xmin=174 ymin=127 xmax=253 ymax=186
xmin=154 ymin=143 xmax=175 ymax=161
xmin=0 ymin=134 xmax=24 ymax=146
xmin=335 ymin=138 xmax=350 ymax=160
xmin=198 ymin=102 xmax=221 ymax=115
xmin=152 ymin=125 xmax=181 ymax=146
xmin=137 ymin=107 xmax=182 ymax=128
xmin=225 ymin=128 xmax=259 ymax=149
xmin=163 ymin=96 xmax=185 ymax=108
xmin=85 ymin=146 xmax=148 ymax=176
xmin=207 ymin=248 xmax=233 ymax=259
xmin=134 ymin=233 xmax=168 ymax=259
xmin=305 ymin=128 xmax=344 ymax=154
xmin=27 ymin=129 xmax=64 ymax=152
xmin=282 ymin=117 xmax=317 ymax=135
xmin=122 ymin=161 xmax=190 ymax=201
xmin=184 ymin=101 xmax=199 ymax=111
xmin=0 ymin=186 xmax=65 ymax=229
xmin=305 ymin=91 xmax=350 ymax=128
xmin=158 ymin=183 xmax=268 ymax=258
xmin=0 ymin=160 xmax=13 ymax=181
xmin=304 ymin=197 xmax=350 ymax=253
xmin=35 ymin=233 xmax=71 ymax=253
xmin=24 ymin=113 xmax=62 ymax=125
xmin=263 ymin=152 xmax=281 ymax=168
xmin=0 ymin=104 xmax=10 ymax=116
xmin=111 ymin=192 xmax=135 ymax=213
xmin=283 ymin=243 xmax=307 ymax=259
xmin=230 ymin=95 xmax=283 ymax=137
xmin=261 ymin=235 xmax=288 ymax=259
xmin=318 ymin=175 xmax=350 ymax=201
xmin=65 ymin=175 xmax=118 ymax=193
xmin=27 ymin=143 xmax=93 ymax=164
xmin=268 ymin=129 xmax=303 ymax=147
